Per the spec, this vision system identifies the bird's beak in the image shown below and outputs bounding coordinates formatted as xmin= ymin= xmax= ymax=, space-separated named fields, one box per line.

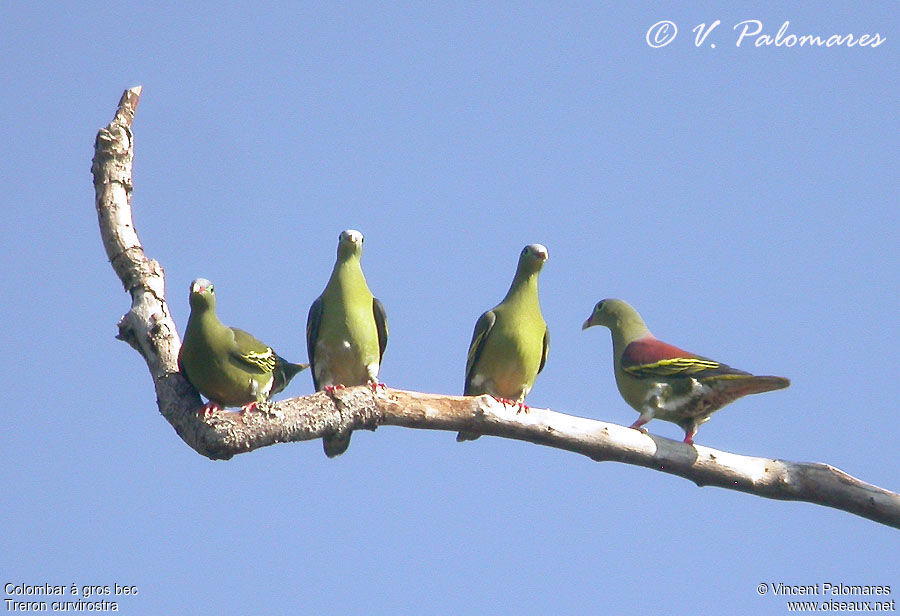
xmin=581 ymin=318 xmax=593 ymax=330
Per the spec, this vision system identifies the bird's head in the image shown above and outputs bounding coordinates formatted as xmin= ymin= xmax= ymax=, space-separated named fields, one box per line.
xmin=337 ymin=229 xmax=365 ymax=259
xmin=517 ymin=243 xmax=549 ymax=274
xmin=189 ymin=278 xmax=216 ymax=311
xmin=582 ymin=298 xmax=631 ymax=330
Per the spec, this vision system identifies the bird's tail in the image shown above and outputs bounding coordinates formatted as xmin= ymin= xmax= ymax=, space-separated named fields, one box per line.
xmin=744 ymin=375 xmax=790 ymax=394
xmin=710 ymin=374 xmax=790 ymax=399
xmin=272 ymin=357 xmax=309 ymax=395
xmin=324 ymin=431 xmax=352 ymax=458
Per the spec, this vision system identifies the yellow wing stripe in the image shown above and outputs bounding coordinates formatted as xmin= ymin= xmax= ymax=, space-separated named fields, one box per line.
xmin=241 ymin=348 xmax=277 ymax=372
xmin=625 ymin=357 xmax=720 ymax=377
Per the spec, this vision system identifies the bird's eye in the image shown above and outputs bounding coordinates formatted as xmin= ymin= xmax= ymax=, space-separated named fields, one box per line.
xmin=595 ymin=301 xmax=604 ymax=312
xmin=522 ymin=247 xmax=528 ymax=255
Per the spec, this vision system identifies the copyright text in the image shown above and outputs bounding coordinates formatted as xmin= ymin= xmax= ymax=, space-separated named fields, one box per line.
xmin=646 ymin=19 xmax=886 ymax=49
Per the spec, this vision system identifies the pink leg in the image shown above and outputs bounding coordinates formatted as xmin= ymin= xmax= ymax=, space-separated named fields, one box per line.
xmin=629 ymin=417 xmax=650 ymax=434
xmin=368 ymin=380 xmax=386 ymax=392
xmin=683 ymin=429 xmax=696 ymax=445
xmin=324 ymin=384 xmax=345 ymax=394
xmin=200 ymin=400 xmax=223 ymax=417
xmin=241 ymin=401 xmax=260 ymax=414
xmin=492 ymin=397 xmax=530 ymax=414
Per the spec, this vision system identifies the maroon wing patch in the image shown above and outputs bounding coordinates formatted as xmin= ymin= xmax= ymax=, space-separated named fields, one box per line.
xmin=621 ymin=337 xmax=697 ymax=367
xmin=620 ymin=337 xmax=746 ymax=378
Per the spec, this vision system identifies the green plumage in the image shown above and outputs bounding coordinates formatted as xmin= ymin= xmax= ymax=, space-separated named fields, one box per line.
xmin=582 ymin=298 xmax=789 ymax=444
xmin=460 ymin=244 xmax=550 ymax=442
xmin=178 ymin=278 xmax=307 ymax=413
xmin=307 ymin=230 xmax=388 ymax=457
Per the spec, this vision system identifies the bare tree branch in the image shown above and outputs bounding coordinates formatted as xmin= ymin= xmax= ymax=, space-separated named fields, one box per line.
xmin=92 ymin=86 xmax=900 ymax=530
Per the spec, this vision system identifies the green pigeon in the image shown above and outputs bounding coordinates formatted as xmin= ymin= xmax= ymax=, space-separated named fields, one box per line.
xmin=178 ymin=278 xmax=307 ymax=415
xmin=307 ymin=229 xmax=388 ymax=457
xmin=582 ymin=298 xmax=789 ymax=444
xmin=459 ymin=243 xmax=550 ymax=442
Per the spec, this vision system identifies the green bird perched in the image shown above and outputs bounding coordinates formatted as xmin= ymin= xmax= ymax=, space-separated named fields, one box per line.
xmin=459 ymin=243 xmax=550 ymax=442
xmin=307 ymin=229 xmax=388 ymax=457
xmin=178 ymin=278 xmax=308 ymax=415
xmin=582 ymin=298 xmax=789 ymax=444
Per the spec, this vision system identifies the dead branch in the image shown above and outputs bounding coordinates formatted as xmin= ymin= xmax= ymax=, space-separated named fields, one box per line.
xmin=92 ymin=86 xmax=900 ymax=530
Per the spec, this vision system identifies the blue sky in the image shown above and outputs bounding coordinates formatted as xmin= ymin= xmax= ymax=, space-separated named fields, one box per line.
xmin=2 ymin=2 xmax=897 ymax=614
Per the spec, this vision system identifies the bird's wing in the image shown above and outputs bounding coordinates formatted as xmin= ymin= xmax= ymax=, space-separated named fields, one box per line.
xmin=538 ymin=325 xmax=550 ymax=375
xmin=306 ymin=296 xmax=324 ymax=390
xmin=372 ymin=297 xmax=389 ymax=362
xmin=621 ymin=338 xmax=746 ymax=379
xmin=464 ymin=310 xmax=497 ymax=394
xmin=229 ymin=328 xmax=277 ymax=374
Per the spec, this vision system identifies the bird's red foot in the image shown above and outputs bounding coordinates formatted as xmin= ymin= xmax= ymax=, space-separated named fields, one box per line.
xmin=200 ymin=401 xmax=223 ymax=417
xmin=493 ymin=397 xmax=529 ymax=413
xmin=628 ymin=419 xmax=649 ymax=435
xmin=241 ymin=401 xmax=260 ymax=414
xmin=324 ymin=384 xmax=345 ymax=394
xmin=368 ymin=380 xmax=386 ymax=392
xmin=683 ymin=433 xmax=696 ymax=445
